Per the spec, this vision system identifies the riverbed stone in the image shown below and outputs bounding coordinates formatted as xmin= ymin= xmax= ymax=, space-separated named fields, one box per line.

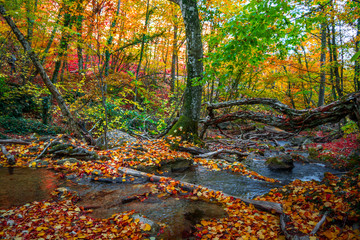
xmin=131 ymin=213 xmax=160 ymax=235
xmin=135 ymin=157 xmax=192 ymax=173
xmin=266 ymin=154 xmax=294 ymax=171
xmin=29 ymin=159 xmax=49 ymax=167
xmin=56 ymin=158 xmax=82 ymax=166
xmin=96 ymin=129 xmax=137 ymax=149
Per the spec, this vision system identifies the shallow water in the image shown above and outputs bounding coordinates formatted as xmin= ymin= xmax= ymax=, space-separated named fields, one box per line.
xmin=170 ymin=160 xmax=341 ymax=199
xmin=0 ymin=168 xmax=65 ymax=209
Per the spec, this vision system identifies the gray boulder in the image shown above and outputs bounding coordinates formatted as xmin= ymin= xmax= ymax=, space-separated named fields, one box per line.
xmin=96 ymin=130 xmax=137 ymax=149
xmin=266 ymin=154 xmax=294 ymax=171
xmin=131 ymin=213 xmax=160 ymax=235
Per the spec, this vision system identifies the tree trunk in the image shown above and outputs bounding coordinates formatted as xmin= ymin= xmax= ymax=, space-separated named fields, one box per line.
xmin=167 ymin=0 xmax=203 ymax=142
xmin=355 ymin=18 xmax=360 ymax=92
xmin=105 ymin=0 xmax=121 ymax=77
xmin=76 ymin=0 xmax=84 ymax=72
xmin=134 ymin=0 xmax=151 ymax=105
xmin=51 ymin=0 xmax=74 ymax=83
xmin=170 ymin=14 xmax=178 ymax=96
xmin=0 ymin=4 xmax=84 ymax=137
xmin=318 ymin=22 xmax=327 ymax=107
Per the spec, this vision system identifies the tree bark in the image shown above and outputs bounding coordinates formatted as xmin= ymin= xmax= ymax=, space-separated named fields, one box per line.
xmin=318 ymin=22 xmax=327 ymax=107
xmin=0 ymin=4 xmax=84 ymax=137
xmin=354 ymin=18 xmax=360 ymax=92
xmin=201 ymin=92 xmax=360 ymax=136
xmin=167 ymin=0 xmax=203 ymax=142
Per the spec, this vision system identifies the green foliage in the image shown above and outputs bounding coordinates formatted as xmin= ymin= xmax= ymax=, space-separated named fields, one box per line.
xmin=82 ymin=100 xmax=166 ymax=135
xmin=0 ymin=116 xmax=62 ymax=135
xmin=341 ymin=120 xmax=358 ymax=135
xmin=0 ymin=77 xmax=43 ymax=117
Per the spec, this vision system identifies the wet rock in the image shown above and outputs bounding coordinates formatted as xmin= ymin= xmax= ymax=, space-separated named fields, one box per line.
xmin=135 ymin=157 xmax=192 ymax=173
xmin=131 ymin=213 xmax=160 ymax=235
xmin=162 ymin=157 xmax=192 ymax=172
xmin=56 ymin=158 xmax=82 ymax=166
xmin=266 ymin=154 xmax=294 ymax=171
xmin=96 ymin=130 xmax=137 ymax=149
xmin=290 ymin=136 xmax=313 ymax=146
xmin=29 ymin=159 xmax=49 ymax=167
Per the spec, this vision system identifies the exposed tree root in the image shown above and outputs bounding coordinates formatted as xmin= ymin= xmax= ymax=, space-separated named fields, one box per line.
xmin=201 ymin=92 xmax=360 ymax=138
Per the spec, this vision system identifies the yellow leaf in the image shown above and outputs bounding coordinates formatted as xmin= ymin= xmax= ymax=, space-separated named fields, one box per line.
xmin=309 ymin=237 xmax=317 ymax=240
xmin=141 ymin=223 xmax=152 ymax=231
xmin=324 ymin=202 xmax=332 ymax=207
xmin=36 ymin=227 xmax=48 ymax=231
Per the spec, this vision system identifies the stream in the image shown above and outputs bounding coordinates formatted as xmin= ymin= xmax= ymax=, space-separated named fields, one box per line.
xmin=0 ymin=151 xmax=342 ymax=239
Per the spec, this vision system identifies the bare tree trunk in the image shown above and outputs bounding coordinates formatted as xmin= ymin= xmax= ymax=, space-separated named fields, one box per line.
xmin=355 ymin=18 xmax=360 ymax=91
xmin=134 ymin=0 xmax=151 ymax=105
xmin=105 ymin=0 xmax=121 ymax=77
xmin=170 ymin=15 xmax=178 ymax=96
xmin=318 ymin=22 xmax=327 ymax=106
xmin=51 ymin=0 xmax=74 ymax=83
xmin=0 ymin=4 xmax=84 ymax=137
xmin=76 ymin=0 xmax=84 ymax=72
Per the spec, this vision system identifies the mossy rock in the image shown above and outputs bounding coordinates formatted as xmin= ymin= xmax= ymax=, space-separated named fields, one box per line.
xmin=266 ymin=154 xmax=294 ymax=171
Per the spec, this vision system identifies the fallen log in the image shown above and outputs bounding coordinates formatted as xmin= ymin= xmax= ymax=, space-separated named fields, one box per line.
xmin=0 ymin=144 xmax=16 ymax=165
xmin=196 ymin=149 xmax=248 ymax=160
xmin=118 ymin=166 xmax=283 ymax=214
xmin=0 ymin=139 xmax=31 ymax=145
xmin=177 ymin=146 xmax=248 ymax=162
xmin=201 ymin=92 xmax=360 ymax=138
xmin=118 ymin=166 xmax=331 ymax=239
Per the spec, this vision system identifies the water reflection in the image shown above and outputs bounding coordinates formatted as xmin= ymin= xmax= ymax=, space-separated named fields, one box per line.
xmin=0 ymin=168 xmax=62 ymax=209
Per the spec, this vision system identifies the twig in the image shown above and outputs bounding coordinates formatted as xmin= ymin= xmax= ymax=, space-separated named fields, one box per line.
xmin=310 ymin=211 xmax=329 ymax=235
xmin=34 ymin=137 xmax=60 ymax=160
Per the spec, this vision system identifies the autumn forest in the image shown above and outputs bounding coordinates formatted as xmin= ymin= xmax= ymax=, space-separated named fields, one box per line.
xmin=0 ymin=0 xmax=360 ymax=239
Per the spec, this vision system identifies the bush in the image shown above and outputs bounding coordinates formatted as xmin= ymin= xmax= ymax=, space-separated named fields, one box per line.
xmin=0 ymin=116 xmax=62 ymax=135
xmin=0 ymin=77 xmax=42 ymax=117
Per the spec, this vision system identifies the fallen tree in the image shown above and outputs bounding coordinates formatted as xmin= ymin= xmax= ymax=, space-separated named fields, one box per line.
xmin=200 ymin=92 xmax=360 ymax=138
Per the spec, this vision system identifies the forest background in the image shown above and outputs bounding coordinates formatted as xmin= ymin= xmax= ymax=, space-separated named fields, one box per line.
xmin=0 ymin=0 xmax=359 ymax=139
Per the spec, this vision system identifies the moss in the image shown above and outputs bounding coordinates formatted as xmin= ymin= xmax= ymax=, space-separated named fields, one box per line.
xmin=307 ymin=147 xmax=319 ymax=159
xmin=266 ymin=157 xmax=283 ymax=165
xmin=167 ymin=115 xmax=204 ymax=146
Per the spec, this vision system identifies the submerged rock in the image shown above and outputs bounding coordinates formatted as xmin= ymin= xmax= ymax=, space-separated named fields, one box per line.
xmin=266 ymin=154 xmax=294 ymax=171
xmin=96 ymin=130 xmax=137 ymax=149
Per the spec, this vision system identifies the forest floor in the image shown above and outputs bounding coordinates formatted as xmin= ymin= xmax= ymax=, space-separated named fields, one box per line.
xmin=0 ymin=128 xmax=359 ymax=240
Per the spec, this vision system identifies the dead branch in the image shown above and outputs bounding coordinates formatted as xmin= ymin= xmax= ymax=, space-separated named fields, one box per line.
xmin=0 ymin=144 xmax=16 ymax=165
xmin=196 ymin=149 xmax=248 ymax=159
xmin=310 ymin=211 xmax=329 ymax=235
xmin=201 ymin=92 xmax=359 ymax=138
xmin=0 ymin=139 xmax=31 ymax=145
xmin=34 ymin=137 xmax=61 ymax=160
